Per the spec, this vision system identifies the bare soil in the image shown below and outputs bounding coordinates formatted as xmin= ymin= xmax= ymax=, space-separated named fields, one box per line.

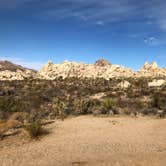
xmin=0 ymin=116 xmax=166 ymax=166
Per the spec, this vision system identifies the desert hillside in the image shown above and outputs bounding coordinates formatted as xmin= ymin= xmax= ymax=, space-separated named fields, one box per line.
xmin=0 ymin=60 xmax=36 ymax=80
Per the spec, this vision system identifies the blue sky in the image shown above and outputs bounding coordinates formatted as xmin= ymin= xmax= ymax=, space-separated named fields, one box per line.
xmin=0 ymin=0 xmax=166 ymax=70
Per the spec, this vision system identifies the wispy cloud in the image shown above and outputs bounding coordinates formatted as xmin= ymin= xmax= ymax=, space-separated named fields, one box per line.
xmin=1 ymin=0 xmax=166 ymax=31
xmin=144 ymin=37 xmax=159 ymax=46
xmin=144 ymin=36 xmax=166 ymax=46
xmin=37 ymin=0 xmax=135 ymax=25
xmin=0 ymin=56 xmax=45 ymax=70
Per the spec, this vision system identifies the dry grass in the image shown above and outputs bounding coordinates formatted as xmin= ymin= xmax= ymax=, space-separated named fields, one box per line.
xmin=0 ymin=120 xmax=21 ymax=139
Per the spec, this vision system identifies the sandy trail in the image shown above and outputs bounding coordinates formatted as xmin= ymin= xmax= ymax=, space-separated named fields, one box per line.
xmin=0 ymin=116 xmax=166 ymax=166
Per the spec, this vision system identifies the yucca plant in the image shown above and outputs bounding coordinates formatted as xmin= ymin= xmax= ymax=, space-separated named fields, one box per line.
xmin=102 ymin=98 xmax=115 ymax=113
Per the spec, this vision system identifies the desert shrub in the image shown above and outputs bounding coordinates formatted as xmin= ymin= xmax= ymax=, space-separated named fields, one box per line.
xmin=28 ymin=108 xmax=50 ymax=123
xmin=24 ymin=121 xmax=47 ymax=139
xmin=156 ymin=110 xmax=166 ymax=118
xmin=123 ymin=107 xmax=133 ymax=115
xmin=0 ymin=97 xmax=26 ymax=113
xmin=72 ymin=98 xmax=100 ymax=115
xmin=52 ymin=99 xmax=68 ymax=116
xmin=151 ymin=93 xmax=166 ymax=109
xmin=141 ymin=108 xmax=158 ymax=115
xmin=9 ymin=112 xmax=29 ymax=123
xmin=0 ymin=112 xmax=7 ymax=122
xmin=132 ymin=98 xmax=147 ymax=110
xmin=81 ymin=99 xmax=100 ymax=114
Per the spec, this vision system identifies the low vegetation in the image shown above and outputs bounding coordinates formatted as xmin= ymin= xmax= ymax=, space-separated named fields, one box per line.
xmin=24 ymin=121 xmax=48 ymax=139
xmin=0 ymin=77 xmax=165 ymax=139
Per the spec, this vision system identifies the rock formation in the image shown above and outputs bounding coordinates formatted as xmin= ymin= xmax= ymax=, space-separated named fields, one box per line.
xmin=0 ymin=59 xmax=166 ymax=80
xmin=137 ymin=61 xmax=166 ymax=77
xmin=38 ymin=59 xmax=134 ymax=80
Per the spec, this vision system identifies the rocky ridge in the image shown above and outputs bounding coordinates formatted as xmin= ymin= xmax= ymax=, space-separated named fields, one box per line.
xmin=0 ymin=60 xmax=36 ymax=80
xmin=38 ymin=59 xmax=166 ymax=80
xmin=0 ymin=59 xmax=166 ymax=80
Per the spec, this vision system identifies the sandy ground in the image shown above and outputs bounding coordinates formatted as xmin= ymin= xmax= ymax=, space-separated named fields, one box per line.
xmin=0 ymin=116 xmax=166 ymax=166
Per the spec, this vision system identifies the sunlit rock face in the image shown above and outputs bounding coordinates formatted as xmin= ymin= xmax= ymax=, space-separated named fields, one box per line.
xmin=142 ymin=61 xmax=158 ymax=71
xmin=38 ymin=59 xmax=166 ymax=80
xmin=38 ymin=59 xmax=134 ymax=80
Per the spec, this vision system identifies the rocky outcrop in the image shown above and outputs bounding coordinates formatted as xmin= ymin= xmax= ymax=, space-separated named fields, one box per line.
xmin=38 ymin=59 xmax=134 ymax=80
xmin=38 ymin=60 xmax=166 ymax=80
xmin=0 ymin=61 xmax=36 ymax=80
xmin=94 ymin=59 xmax=111 ymax=67
xmin=137 ymin=61 xmax=166 ymax=77
xmin=141 ymin=61 xmax=158 ymax=71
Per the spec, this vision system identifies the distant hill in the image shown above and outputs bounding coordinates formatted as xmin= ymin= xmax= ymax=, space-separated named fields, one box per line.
xmin=0 ymin=60 xmax=36 ymax=72
xmin=0 ymin=60 xmax=36 ymax=80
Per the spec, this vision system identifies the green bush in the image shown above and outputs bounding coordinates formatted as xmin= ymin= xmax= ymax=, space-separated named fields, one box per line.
xmin=24 ymin=121 xmax=47 ymax=139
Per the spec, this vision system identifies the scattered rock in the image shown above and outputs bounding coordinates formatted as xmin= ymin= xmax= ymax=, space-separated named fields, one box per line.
xmin=93 ymin=110 xmax=102 ymax=116
xmin=148 ymin=79 xmax=165 ymax=87
xmin=157 ymin=110 xmax=165 ymax=118
xmin=108 ymin=110 xmax=114 ymax=115
xmin=118 ymin=81 xmax=131 ymax=89
xmin=90 ymin=92 xmax=106 ymax=100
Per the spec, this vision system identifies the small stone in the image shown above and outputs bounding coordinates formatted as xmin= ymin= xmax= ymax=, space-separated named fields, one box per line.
xmin=108 ymin=110 xmax=114 ymax=115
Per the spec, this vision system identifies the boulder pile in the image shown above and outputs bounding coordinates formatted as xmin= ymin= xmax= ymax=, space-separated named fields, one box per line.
xmin=0 ymin=59 xmax=166 ymax=80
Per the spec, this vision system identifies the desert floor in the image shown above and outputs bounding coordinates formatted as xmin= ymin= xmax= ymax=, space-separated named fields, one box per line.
xmin=0 ymin=116 xmax=166 ymax=166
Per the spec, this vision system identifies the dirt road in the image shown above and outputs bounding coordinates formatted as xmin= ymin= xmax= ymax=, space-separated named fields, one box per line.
xmin=0 ymin=116 xmax=166 ymax=166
